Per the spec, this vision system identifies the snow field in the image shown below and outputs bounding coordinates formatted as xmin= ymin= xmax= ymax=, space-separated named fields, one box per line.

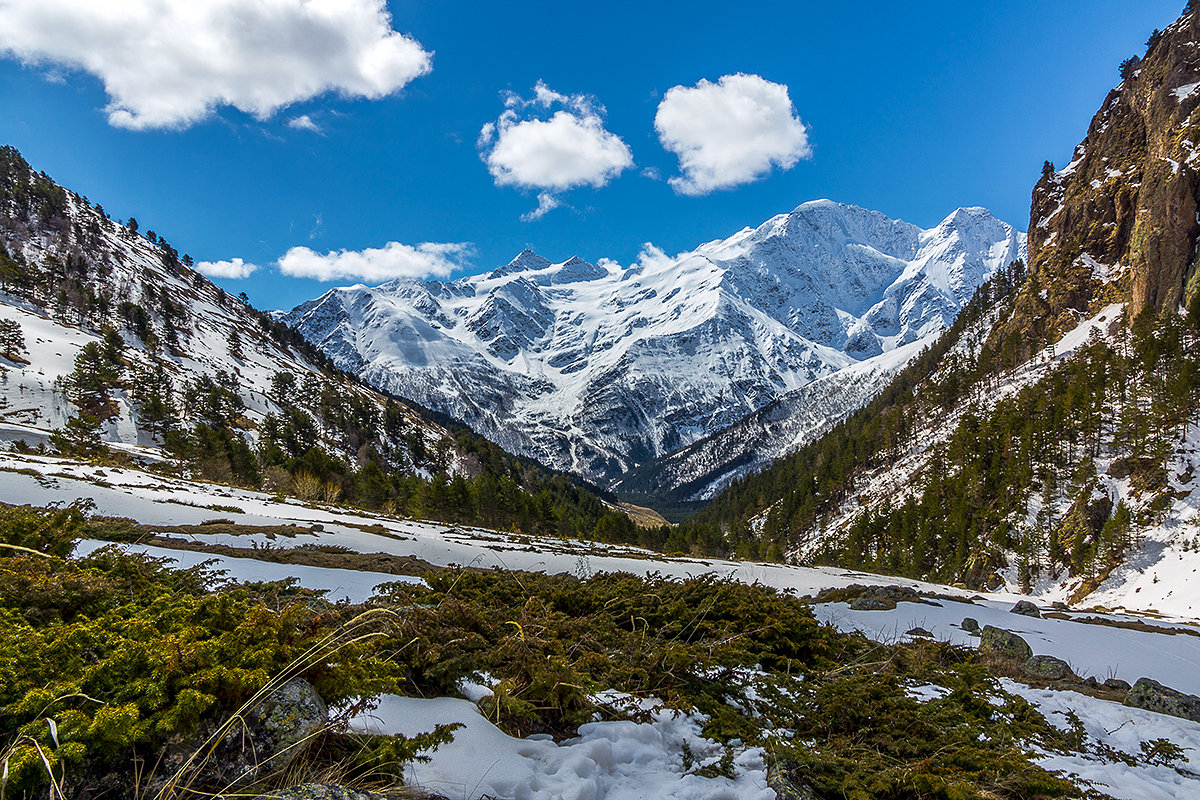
xmin=350 ymin=696 xmax=773 ymax=800
xmin=7 ymin=452 xmax=1200 ymax=799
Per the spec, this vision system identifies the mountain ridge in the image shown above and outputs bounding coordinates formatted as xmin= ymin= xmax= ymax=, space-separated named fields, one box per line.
xmin=285 ymin=200 xmax=1025 ymax=484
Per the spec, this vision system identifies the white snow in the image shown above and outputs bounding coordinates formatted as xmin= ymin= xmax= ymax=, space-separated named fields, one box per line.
xmin=349 ymin=695 xmax=774 ymax=800
xmin=283 ymin=201 xmax=1025 ymax=481
xmin=814 ymin=597 xmax=1200 ymax=695
xmin=1174 ymin=82 xmax=1200 ymax=102
xmin=1006 ymin=681 xmax=1200 ymax=800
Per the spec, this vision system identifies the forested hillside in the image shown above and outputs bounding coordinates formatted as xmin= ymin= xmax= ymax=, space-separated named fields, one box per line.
xmin=692 ymin=8 xmax=1200 ymax=606
xmin=0 ymin=146 xmax=633 ymax=542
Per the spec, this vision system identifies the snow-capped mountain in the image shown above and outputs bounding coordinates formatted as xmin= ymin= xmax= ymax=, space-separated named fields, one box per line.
xmin=285 ymin=201 xmax=1025 ymax=483
xmin=615 ymin=338 xmax=928 ymax=505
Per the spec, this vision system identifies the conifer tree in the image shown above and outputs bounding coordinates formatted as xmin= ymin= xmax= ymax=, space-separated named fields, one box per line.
xmin=50 ymin=413 xmax=103 ymax=457
xmin=0 ymin=318 xmax=27 ymax=361
xmin=227 ymin=328 xmax=243 ymax=359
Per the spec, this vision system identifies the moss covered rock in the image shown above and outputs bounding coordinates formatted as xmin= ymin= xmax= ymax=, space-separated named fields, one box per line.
xmin=1010 ymin=600 xmax=1042 ymax=618
xmin=979 ymin=626 xmax=1033 ymax=662
xmin=1125 ymin=678 xmax=1200 ymax=722
xmin=1022 ymin=655 xmax=1075 ymax=681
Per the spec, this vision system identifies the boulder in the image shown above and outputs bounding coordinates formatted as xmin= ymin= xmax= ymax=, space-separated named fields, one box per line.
xmin=247 ymin=678 xmax=329 ymax=770
xmin=961 ymin=617 xmax=980 ymax=633
xmin=1022 ymin=655 xmax=1075 ymax=681
xmin=155 ymin=678 xmax=329 ymax=794
xmin=906 ymin=627 xmax=933 ymax=638
xmin=1124 ymin=678 xmax=1200 ymax=722
xmin=849 ymin=596 xmax=894 ymax=611
xmin=979 ymin=626 xmax=1033 ymax=662
xmin=1104 ymin=678 xmax=1132 ymax=692
xmin=1010 ymin=600 xmax=1042 ymax=618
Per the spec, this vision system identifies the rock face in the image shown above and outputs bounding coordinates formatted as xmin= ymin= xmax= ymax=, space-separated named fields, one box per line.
xmin=284 ymin=202 xmax=1023 ymax=483
xmin=1124 ymin=677 xmax=1200 ymax=722
xmin=1019 ymin=8 xmax=1200 ymax=341
xmin=978 ymin=626 xmax=1033 ymax=662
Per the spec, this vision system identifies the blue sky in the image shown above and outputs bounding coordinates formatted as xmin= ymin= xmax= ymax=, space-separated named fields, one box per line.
xmin=0 ymin=0 xmax=1186 ymax=310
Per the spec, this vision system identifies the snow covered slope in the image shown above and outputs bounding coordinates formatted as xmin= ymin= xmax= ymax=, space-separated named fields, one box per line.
xmin=615 ymin=337 xmax=930 ymax=503
xmin=284 ymin=201 xmax=1025 ymax=483
xmin=0 ymin=148 xmax=459 ymax=473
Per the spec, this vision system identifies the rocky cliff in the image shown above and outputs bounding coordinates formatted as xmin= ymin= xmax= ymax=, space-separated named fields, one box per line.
xmin=1022 ymin=8 xmax=1200 ymax=341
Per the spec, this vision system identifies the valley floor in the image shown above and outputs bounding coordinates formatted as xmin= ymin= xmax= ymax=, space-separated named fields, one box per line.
xmin=4 ymin=451 xmax=1199 ymax=799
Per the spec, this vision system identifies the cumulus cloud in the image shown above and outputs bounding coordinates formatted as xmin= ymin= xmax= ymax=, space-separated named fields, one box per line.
xmin=654 ymin=73 xmax=811 ymax=195
xmin=479 ymin=81 xmax=632 ymax=219
xmin=195 ymin=257 xmax=259 ymax=280
xmin=287 ymin=114 xmax=321 ymax=133
xmin=0 ymin=0 xmax=432 ymax=130
xmin=277 ymin=241 xmax=472 ymax=283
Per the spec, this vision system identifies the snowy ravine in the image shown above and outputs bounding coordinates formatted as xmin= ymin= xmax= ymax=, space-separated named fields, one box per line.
xmin=3 ymin=452 xmax=1199 ymax=799
xmin=283 ymin=201 xmax=1025 ymax=484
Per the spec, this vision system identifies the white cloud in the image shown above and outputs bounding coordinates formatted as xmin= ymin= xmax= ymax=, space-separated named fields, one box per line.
xmin=195 ymin=257 xmax=259 ymax=280
xmin=0 ymin=0 xmax=432 ymax=130
xmin=521 ymin=192 xmax=561 ymax=222
xmin=654 ymin=73 xmax=811 ymax=195
xmin=480 ymin=81 xmax=632 ymax=219
xmin=287 ymin=114 xmax=321 ymax=133
xmin=277 ymin=241 xmax=472 ymax=283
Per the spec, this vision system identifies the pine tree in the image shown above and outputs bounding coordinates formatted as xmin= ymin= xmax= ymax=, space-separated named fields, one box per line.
xmin=50 ymin=413 xmax=103 ymax=457
xmin=131 ymin=364 xmax=176 ymax=439
xmin=227 ymin=328 xmax=243 ymax=359
xmin=66 ymin=341 xmax=121 ymax=419
xmin=0 ymin=318 xmax=27 ymax=361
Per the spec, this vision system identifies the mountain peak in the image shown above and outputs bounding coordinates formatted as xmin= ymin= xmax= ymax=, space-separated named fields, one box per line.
xmin=284 ymin=197 xmax=1022 ymax=482
xmin=490 ymin=248 xmax=552 ymax=278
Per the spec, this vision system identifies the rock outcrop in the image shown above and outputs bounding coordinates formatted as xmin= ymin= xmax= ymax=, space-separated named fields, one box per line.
xmin=1124 ymin=677 xmax=1200 ymax=722
xmin=1015 ymin=8 xmax=1200 ymax=347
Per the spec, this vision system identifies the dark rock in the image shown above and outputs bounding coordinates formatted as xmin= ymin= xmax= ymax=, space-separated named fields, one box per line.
xmin=979 ymin=626 xmax=1033 ymax=662
xmin=1084 ymin=676 xmax=1099 ymax=687
xmin=1104 ymin=678 xmax=1132 ymax=692
xmin=961 ymin=617 xmax=980 ymax=633
xmin=1050 ymin=602 xmax=1069 ymax=611
xmin=1124 ymin=678 xmax=1200 ymax=722
xmin=849 ymin=596 xmax=894 ymax=611
xmin=1010 ymin=600 xmax=1042 ymax=618
xmin=1022 ymin=655 xmax=1075 ymax=681
xmin=767 ymin=760 xmax=820 ymax=800
xmin=906 ymin=627 xmax=933 ymax=638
